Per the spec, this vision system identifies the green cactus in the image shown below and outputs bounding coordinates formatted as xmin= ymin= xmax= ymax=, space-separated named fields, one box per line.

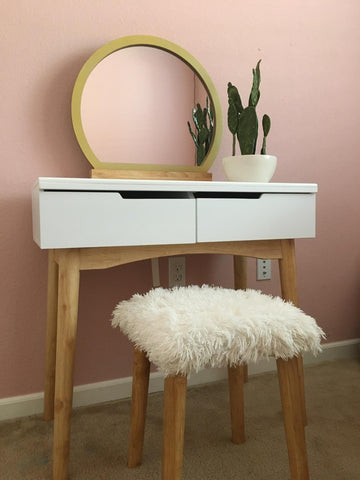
xmin=187 ymin=97 xmax=214 ymax=166
xmin=227 ymin=60 xmax=271 ymax=156
xmin=261 ymin=114 xmax=271 ymax=154
xmin=237 ymin=106 xmax=258 ymax=155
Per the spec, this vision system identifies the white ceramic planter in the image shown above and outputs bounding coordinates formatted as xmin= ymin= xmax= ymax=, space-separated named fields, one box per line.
xmin=223 ymin=154 xmax=277 ymax=182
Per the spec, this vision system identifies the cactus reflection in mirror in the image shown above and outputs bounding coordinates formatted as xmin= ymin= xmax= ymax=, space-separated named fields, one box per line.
xmin=227 ymin=60 xmax=271 ymax=156
xmin=187 ymin=97 xmax=214 ymax=166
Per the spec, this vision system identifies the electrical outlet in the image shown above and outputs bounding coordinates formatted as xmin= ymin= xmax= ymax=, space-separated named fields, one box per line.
xmin=168 ymin=256 xmax=186 ymax=287
xmin=256 ymin=259 xmax=271 ymax=280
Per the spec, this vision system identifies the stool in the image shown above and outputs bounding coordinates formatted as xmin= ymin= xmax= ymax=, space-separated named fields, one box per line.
xmin=111 ymin=285 xmax=324 ymax=480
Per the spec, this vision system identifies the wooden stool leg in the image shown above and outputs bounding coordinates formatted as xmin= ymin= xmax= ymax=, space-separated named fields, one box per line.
xmin=162 ymin=375 xmax=187 ymax=480
xmin=128 ymin=348 xmax=150 ymax=468
xmin=278 ymin=239 xmax=307 ymax=425
xmin=233 ymin=255 xmax=248 ymax=382
xmin=44 ymin=249 xmax=58 ymax=421
xmin=227 ymin=364 xmax=245 ymax=444
xmin=277 ymin=357 xmax=310 ymax=480
xmin=243 ymin=365 xmax=249 ymax=383
xmin=295 ymin=355 xmax=306 ymax=423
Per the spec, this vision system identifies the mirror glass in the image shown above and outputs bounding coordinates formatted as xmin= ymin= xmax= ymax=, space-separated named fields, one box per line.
xmin=72 ymin=36 xmax=222 ymax=172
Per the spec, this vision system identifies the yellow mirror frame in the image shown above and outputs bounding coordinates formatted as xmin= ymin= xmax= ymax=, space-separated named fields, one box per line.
xmin=71 ymin=35 xmax=222 ymax=172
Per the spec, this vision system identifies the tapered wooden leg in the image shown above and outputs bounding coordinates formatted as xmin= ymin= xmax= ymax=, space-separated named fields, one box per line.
xmin=294 ymin=356 xmax=306 ymax=423
xmin=227 ymin=364 xmax=245 ymax=444
xmin=162 ymin=375 xmax=187 ymax=480
xmin=278 ymin=239 xmax=307 ymax=425
xmin=44 ymin=250 xmax=59 ymax=421
xmin=233 ymin=255 xmax=248 ymax=382
xmin=233 ymin=255 xmax=247 ymax=291
xmin=128 ymin=348 xmax=151 ymax=468
xmin=277 ymin=357 xmax=310 ymax=480
xmin=53 ymin=249 xmax=80 ymax=480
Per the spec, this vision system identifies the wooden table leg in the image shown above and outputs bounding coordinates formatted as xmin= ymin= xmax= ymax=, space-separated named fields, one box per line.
xmin=233 ymin=255 xmax=247 ymax=291
xmin=278 ymin=239 xmax=307 ymax=425
xmin=44 ymin=249 xmax=58 ymax=421
xmin=53 ymin=249 xmax=80 ymax=480
xmin=233 ymin=255 xmax=248 ymax=382
xmin=277 ymin=357 xmax=310 ymax=479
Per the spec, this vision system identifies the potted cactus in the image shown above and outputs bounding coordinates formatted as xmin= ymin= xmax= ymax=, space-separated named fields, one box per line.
xmin=223 ymin=60 xmax=277 ymax=182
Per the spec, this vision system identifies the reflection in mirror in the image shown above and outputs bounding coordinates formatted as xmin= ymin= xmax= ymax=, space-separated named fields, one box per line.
xmin=81 ymin=46 xmax=209 ymax=167
xmin=187 ymin=97 xmax=214 ymax=166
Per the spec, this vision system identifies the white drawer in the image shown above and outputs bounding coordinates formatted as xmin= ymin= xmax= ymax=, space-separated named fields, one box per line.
xmin=33 ymin=190 xmax=196 ymax=248
xmin=196 ymin=193 xmax=316 ymax=242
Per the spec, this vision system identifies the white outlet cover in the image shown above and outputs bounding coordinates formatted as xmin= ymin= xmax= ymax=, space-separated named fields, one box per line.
xmin=256 ymin=259 xmax=271 ymax=281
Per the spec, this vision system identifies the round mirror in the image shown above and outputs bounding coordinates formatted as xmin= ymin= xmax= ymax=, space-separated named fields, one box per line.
xmin=71 ymin=35 xmax=222 ymax=172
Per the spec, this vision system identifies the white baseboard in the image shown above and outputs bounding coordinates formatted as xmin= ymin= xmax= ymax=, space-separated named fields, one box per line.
xmin=1 ymin=338 xmax=358 ymax=422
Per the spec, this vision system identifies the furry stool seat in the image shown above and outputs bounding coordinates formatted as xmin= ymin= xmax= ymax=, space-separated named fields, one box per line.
xmin=111 ymin=285 xmax=324 ymax=480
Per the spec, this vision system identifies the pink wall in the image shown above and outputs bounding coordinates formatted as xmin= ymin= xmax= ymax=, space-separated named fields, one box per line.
xmin=1 ymin=0 xmax=360 ymax=399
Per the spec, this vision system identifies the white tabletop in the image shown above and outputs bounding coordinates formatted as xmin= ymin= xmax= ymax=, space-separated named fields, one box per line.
xmin=35 ymin=177 xmax=318 ymax=194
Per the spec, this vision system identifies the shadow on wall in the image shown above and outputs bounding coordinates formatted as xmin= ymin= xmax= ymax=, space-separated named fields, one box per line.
xmin=0 ymin=195 xmax=48 ymax=397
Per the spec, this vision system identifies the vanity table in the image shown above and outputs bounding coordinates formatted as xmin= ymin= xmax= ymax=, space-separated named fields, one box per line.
xmin=30 ymin=28 xmax=319 ymax=479
xmin=32 ymin=176 xmax=317 ymax=479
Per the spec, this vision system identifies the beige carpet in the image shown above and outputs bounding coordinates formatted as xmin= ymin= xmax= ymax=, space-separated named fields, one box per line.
xmin=1 ymin=357 xmax=360 ymax=479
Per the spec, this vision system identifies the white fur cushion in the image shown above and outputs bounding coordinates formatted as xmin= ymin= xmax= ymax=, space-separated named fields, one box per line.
xmin=111 ymin=285 xmax=325 ymax=376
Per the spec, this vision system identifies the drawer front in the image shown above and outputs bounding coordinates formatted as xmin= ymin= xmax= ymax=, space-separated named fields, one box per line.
xmin=36 ymin=191 xmax=196 ymax=248
xmin=197 ymin=194 xmax=316 ymax=242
